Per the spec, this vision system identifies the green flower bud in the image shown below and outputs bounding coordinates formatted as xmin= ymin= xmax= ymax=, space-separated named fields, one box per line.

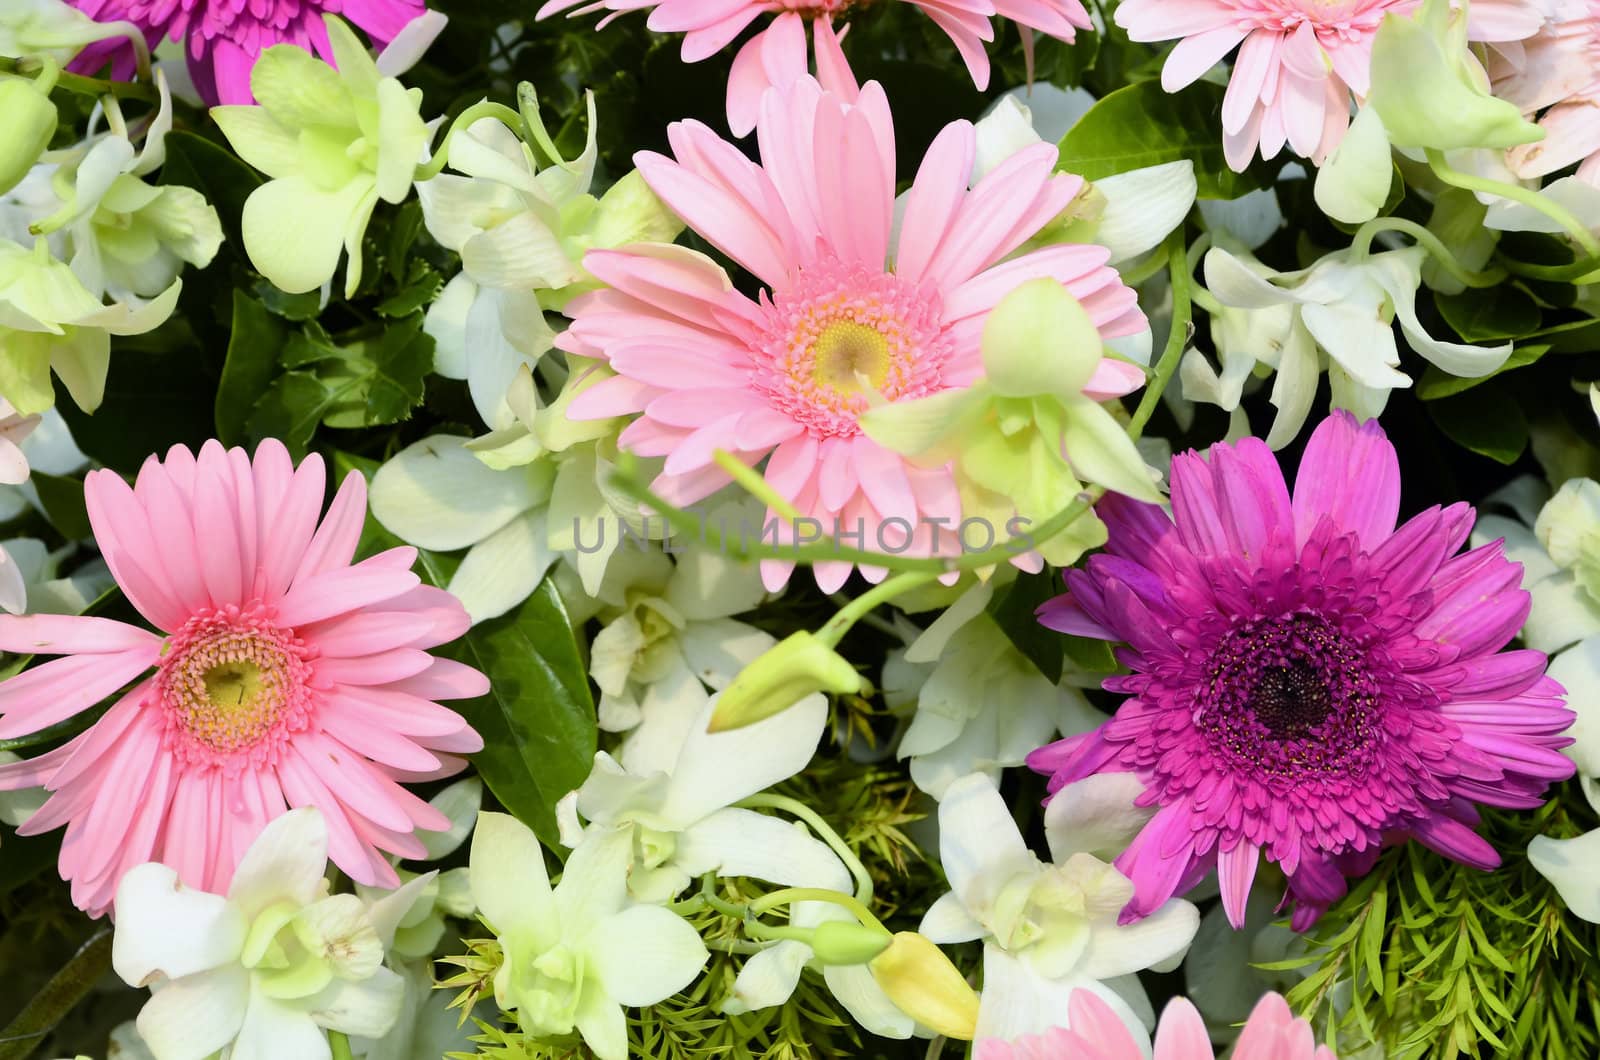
xmin=708 ymin=632 xmax=866 ymax=732
xmin=0 ymin=77 xmax=58 ymax=197
xmin=807 ymin=921 xmax=893 ymax=967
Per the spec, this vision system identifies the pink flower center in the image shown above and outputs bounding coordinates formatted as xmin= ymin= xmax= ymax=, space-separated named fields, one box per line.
xmin=154 ymin=606 xmax=314 ymax=765
xmin=752 ymin=258 xmax=953 ymax=438
xmin=1251 ymin=0 xmax=1406 ymax=37
xmin=1196 ymin=612 xmax=1386 ymax=780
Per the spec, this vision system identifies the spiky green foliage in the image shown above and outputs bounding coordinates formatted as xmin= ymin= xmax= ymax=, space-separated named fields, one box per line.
xmin=1281 ymin=789 xmax=1600 ymax=1059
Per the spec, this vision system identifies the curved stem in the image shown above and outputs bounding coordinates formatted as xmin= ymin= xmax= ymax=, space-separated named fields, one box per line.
xmin=1348 ymin=216 xmax=1505 ymax=287
xmin=1126 ymin=232 xmax=1194 ymax=441
xmin=737 ymin=793 xmax=875 ymax=904
xmin=412 ymin=101 xmax=524 ymax=182
xmin=30 ymin=55 xmax=60 ymax=96
xmin=0 ymin=56 xmax=157 ymax=103
xmin=747 ymin=887 xmax=886 ymax=932
xmin=0 ymin=930 xmax=112 ymax=1060
xmin=714 ymin=448 xmax=803 ymax=521
xmin=1425 ymin=148 xmax=1600 ymax=259
xmin=818 ymin=571 xmax=937 ymax=647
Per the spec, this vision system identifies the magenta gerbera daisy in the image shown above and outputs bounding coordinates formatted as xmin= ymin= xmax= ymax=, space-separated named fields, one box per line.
xmin=559 ymin=74 xmax=1148 ymax=592
xmin=0 ymin=439 xmax=484 ymax=916
xmin=537 ymin=0 xmax=1091 ymax=137
xmin=1027 ymin=412 xmax=1575 ymax=931
xmin=67 ymin=0 xmax=432 ymax=104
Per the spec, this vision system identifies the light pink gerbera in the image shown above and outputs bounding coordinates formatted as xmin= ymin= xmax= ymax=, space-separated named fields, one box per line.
xmin=0 ymin=439 xmax=484 ymax=916
xmin=1029 ymin=412 xmax=1574 ymax=930
xmin=1117 ymin=0 xmax=1544 ymax=170
xmin=1489 ymin=0 xmax=1600 ymax=182
xmin=67 ymin=0 xmax=436 ymax=105
xmin=537 ymin=0 xmax=1091 ymax=136
xmin=558 ymin=75 xmax=1147 ymax=592
xmin=978 ymin=990 xmax=1336 ymax=1060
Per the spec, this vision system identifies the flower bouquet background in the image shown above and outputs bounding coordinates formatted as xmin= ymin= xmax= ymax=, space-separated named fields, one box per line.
xmin=0 ymin=0 xmax=1599 ymax=1057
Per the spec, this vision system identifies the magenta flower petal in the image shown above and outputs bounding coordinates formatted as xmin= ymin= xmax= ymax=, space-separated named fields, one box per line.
xmin=1031 ymin=411 xmax=1575 ymax=929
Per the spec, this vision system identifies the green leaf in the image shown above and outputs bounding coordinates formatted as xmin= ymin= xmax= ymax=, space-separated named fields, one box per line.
xmin=157 ymin=130 xmax=262 ymax=248
xmin=987 ymin=570 xmax=1064 ymax=682
xmin=1428 ymin=387 xmax=1529 ymax=464
xmin=377 ymin=260 xmax=444 ymax=318
xmin=0 ymin=830 xmax=60 ymax=902
xmin=215 ymin=292 xmax=287 ymax=446
xmin=29 ymin=471 xmax=90 ymax=541
xmin=1436 ymin=286 xmax=1541 ymax=342
xmin=1057 ymin=79 xmax=1272 ymax=199
xmin=445 ymin=577 xmax=597 ymax=848
xmin=56 ymin=341 xmax=219 ymax=475
xmin=251 ymin=279 xmax=323 ymax=321
xmin=1416 ymin=344 xmax=1549 ymax=400
xmin=243 ymin=371 xmax=335 ymax=459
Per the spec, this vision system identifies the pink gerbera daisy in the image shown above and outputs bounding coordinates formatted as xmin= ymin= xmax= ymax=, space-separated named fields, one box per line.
xmin=558 ymin=74 xmax=1147 ymax=592
xmin=1489 ymin=0 xmax=1600 ymax=182
xmin=978 ymin=990 xmax=1336 ymax=1060
xmin=537 ymin=0 xmax=1091 ymax=136
xmin=0 ymin=439 xmax=484 ymax=916
xmin=1117 ymin=0 xmax=1543 ymax=170
xmin=67 ymin=0 xmax=434 ymax=104
xmin=1028 ymin=412 xmax=1574 ymax=930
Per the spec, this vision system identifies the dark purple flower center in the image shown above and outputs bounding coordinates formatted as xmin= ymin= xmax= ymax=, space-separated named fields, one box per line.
xmin=1198 ymin=612 xmax=1381 ymax=781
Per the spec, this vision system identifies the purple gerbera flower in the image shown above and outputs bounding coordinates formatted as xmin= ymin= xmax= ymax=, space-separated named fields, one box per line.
xmin=68 ymin=0 xmax=433 ymax=105
xmin=1028 ymin=412 xmax=1576 ymax=931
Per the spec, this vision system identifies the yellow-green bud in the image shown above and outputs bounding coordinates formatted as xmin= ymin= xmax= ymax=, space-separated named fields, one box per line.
xmin=0 ymin=78 xmax=58 ymax=197
xmin=867 ymin=932 xmax=980 ymax=1041
xmin=707 ymin=631 xmax=866 ymax=732
xmin=808 ymin=921 xmax=893 ymax=967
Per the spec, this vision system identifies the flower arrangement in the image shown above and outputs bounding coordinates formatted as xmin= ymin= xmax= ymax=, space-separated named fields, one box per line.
xmin=0 ymin=0 xmax=1598 ymax=1057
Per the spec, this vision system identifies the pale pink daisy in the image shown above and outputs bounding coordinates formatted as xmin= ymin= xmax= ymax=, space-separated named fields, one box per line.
xmin=537 ymin=0 xmax=1091 ymax=136
xmin=978 ymin=990 xmax=1337 ymax=1060
xmin=0 ymin=439 xmax=484 ymax=916
xmin=1489 ymin=0 xmax=1600 ymax=182
xmin=67 ymin=0 xmax=436 ymax=105
xmin=557 ymin=75 xmax=1148 ymax=592
xmin=1117 ymin=0 xmax=1544 ymax=170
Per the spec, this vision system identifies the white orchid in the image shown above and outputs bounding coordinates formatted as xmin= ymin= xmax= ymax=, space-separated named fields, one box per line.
xmin=894 ymin=584 xmax=1106 ymax=800
xmin=111 ymin=808 xmax=431 ymax=1060
xmin=921 ymin=773 xmax=1199 ymax=1041
xmin=1185 ymin=244 xmax=1515 ymax=449
xmin=469 ymin=811 xmax=708 ymax=1060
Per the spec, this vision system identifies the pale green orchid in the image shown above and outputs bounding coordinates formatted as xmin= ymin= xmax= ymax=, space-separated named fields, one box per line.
xmin=0 ymin=236 xmax=179 ymax=414
xmin=862 ymin=278 xmax=1159 ymax=569
xmin=211 ymin=15 xmax=429 ymax=299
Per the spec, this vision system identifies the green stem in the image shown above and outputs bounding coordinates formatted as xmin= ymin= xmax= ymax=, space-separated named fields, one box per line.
xmin=0 ymin=930 xmax=112 ymax=1060
xmin=0 ymin=56 xmax=156 ymax=103
xmin=1127 ymin=233 xmax=1194 ymax=441
xmin=737 ymin=794 xmax=875 ymax=904
xmin=747 ymin=887 xmax=886 ymax=932
xmin=817 ymin=571 xmax=937 ymax=647
xmin=1425 ymin=149 xmax=1600 ymax=259
xmin=714 ymin=449 xmax=803 ymax=521
xmin=330 ymin=1030 xmax=355 ymax=1060
xmin=413 ymin=101 xmax=525 ymax=182
xmin=1348 ymin=215 xmax=1505 ymax=288
xmin=742 ymin=923 xmax=816 ymax=944
xmin=30 ymin=55 xmax=59 ymax=96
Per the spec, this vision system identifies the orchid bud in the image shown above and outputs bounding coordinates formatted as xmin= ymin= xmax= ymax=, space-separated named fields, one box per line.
xmin=808 ymin=920 xmax=893 ymax=966
xmin=707 ymin=632 xmax=866 ymax=732
xmin=0 ymin=77 xmax=57 ymax=197
xmin=867 ymin=931 xmax=980 ymax=1040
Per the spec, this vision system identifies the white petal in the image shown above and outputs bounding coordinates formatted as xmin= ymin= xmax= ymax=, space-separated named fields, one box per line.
xmin=574 ymin=986 xmax=628 ymax=1060
xmin=375 ymin=10 xmax=449 ymax=76
xmin=676 ymin=617 xmax=777 ymax=690
xmin=369 ymin=434 xmax=549 ymax=551
xmin=135 ymin=964 xmax=251 ymax=1060
xmin=1368 ymin=252 xmax=1512 ymax=378
xmin=310 ymin=967 xmax=408 ymax=1038
xmin=361 ymin=872 xmax=438 ymax=952
xmin=0 ymin=544 xmax=26 ymax=614
xmin=1529 ymin=830 xmax=1600 ymax=923
xmin=418 ymin=777 xmax=484 ymax=861
xmin=1301 ymin=303 xmax=1411 ymax=390
xmin=1548 ymin=639 xmax=1600 ymax=777
xmin=658 ymin=693 xmax=829 ymax=825
xmin=113 ymin=865 xmax=247 ymax=987
xmin=553 ymin=825 xmax=631 ymax=926
xmin=225 ymin=807 xmax=329 ymax=919
xmin=1203 ymin=247 xmax=1301 ymax=309
xmin=665 ymin=544 xmax=768 ymax=622
xmin=1093 ymin=161 xmax=1197 ymax=264
xmin=937 ymin=773 xmax=1038 ymax=917
xmin=724 ymin=941 xmax=809 ymax=1013
xmin=464 ymin=287 xmax=552 ymax=430
xmin=904 ymin=584 xmax=995 ymax=663
xmin=975 ymin=945 xmax=1125 ymax=1044
xmin=469 ymin=812 xmax=553 ymax=941
xmin=584 ymin=904 xmax=709 ymax=1006
xmin=824 ymin=963 xmax=917 ymax=1039
xmin=1525 ymin=575 xmax=1600 ymax=656
xmin=446 ymin=508 xmax=556 ymax=624
xmin=422 ymin=272 xmax=475 ymax=378
xmin=675 ymin=807 xmax=852 ymax=891
xmin=461 ymin=211 xmax=581 ymax=290
xmin=1044 ymin=773 xmax=1157 ymax=863
xmin=1197 ymin=187 xmax=1283 ymax=250
xmin=230 ymin=992 xmax=330 ymax=1060
xmin=1079 ymin=899 xmax=1199 ymax=979
xmin=1313 ymin=106 xmax=1393 ymax=225
xmin=972 ymin=95 xmax=1046 ymax=182
xmin=919 ymin=890 xmax=986 ymax=944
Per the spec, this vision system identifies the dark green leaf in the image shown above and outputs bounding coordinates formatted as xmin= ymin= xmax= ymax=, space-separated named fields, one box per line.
xmin=986 ymin=570 xmax=1064 ymax=682
xmin=215 ymin=292 xmax=287 ymax=445
xmin=444 ymin=577 xmax=597 ymax=847
xmin=251 ymin=279 xmax=323 ymax=321
xmin=1436 ymin=287 xmax=1541 ymax=343
xmin=157 ymin=131 xmax=261 ymax=248
xmin=377 ymin=261 xmax=445 ymax=319
xmin=1057 ymin=79 xmax=1272 ymax=199
xmin=29 ymin=472 xmax=90 ymax=541
xmin=243 ymin=371 xmax=335 ymax=459
xmin=0 ymin=830 xmax=60 ymax=902
xmin=57 ymin=342 xmax=219 ymax=474
xmin=1428 ymin=388 xmax=1529 ymax=464
xmin=1416 ymin=345 xmax=1549 ymax=400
